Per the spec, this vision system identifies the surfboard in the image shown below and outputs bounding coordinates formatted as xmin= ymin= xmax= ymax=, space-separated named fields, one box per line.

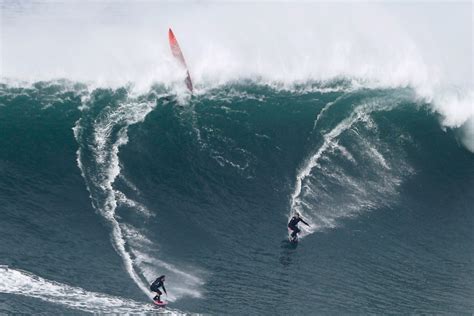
xmin=153 ymin=300 xmax=167 ymax=307
xmin=168 ymin=28 xmax=193 ymax=92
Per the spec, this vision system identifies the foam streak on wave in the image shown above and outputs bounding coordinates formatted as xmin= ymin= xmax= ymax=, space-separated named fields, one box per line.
xmin=73 ymin=94 xmax=203 ymax=302
xmin=73 ymin=99 xmax=155 ymax=298
xmin=290 ymin=106 xmax=366 ymax=236
xmin=290 ymin=96 xmax=409 ymax=237
xmin=0 ymin=267 xmax=178 ymax=314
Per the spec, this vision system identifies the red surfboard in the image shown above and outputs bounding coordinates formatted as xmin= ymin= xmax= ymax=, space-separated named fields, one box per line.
xmin=168 ymin=28 xmax=193 ymax=92
xmin=153 ymin=299 xmax=167 ymax=307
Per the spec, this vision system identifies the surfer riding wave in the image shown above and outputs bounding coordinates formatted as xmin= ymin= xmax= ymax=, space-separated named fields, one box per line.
xmin=288 ymin=212 xmax=310 ymax=241
xmin=150 ymin=275 xmax=167 ymax=303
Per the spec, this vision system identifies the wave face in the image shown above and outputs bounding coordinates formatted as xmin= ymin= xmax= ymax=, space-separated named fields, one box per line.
xmin=0 ymin=80 xmax=473 ymax=314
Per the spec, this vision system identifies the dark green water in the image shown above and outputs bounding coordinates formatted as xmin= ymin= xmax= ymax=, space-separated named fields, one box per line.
xmin=0 ymin=81 xmax=473 ymax=314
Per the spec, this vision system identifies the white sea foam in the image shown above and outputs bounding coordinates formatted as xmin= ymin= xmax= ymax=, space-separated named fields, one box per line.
xmin=115 ymin=190 xmax=153 ymax=217
xmin=119 ymin=174 xmax=141 ymax=193
xmin=121 ymin=223 xmax=154 ymax=248
xmin=368 ymin=146 xmax=390 ymax=170
xmin=73 ymin=96 xmax=204 ymax=302
xmin=313 ymin=97 xmax=343 ymax=130
xmin=334 ymin=143 xmax=356 ymax=164
xmin=290 ymin=96 xmax=413 ymax=237
xmin=136 ymin=251 xmax=205 ymax=302
xmin=0 ymin=267 xmax=181 ymax=314
xmin=291 ymin=107 xmax=366 ymax=215
xmin=2 ymin=2 xmax=472 ymax=150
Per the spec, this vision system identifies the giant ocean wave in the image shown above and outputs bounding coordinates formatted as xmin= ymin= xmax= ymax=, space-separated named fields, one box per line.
xmin=1 ymin=1 xmax=473 ymax=314
xmin=1 ymin=79 xmax=473 ymax=313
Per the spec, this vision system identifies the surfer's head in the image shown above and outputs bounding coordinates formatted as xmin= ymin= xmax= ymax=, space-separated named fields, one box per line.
xmin=159 ymin=275 xmax=165 ymax=281
xmin=295 ymin=212 xmax=300 ymax=218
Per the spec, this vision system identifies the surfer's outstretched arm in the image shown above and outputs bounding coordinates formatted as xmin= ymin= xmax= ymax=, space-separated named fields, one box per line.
xmin=162 ymin=285 xmax=167 ymax=295
xmin=301 ymin=218 xmax=310 ymax=227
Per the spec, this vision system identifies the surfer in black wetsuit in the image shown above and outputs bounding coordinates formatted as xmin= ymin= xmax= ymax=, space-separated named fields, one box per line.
xmin=150 ymin=275 xmax=167 ymax=302
xmin=288 ymin=212 xmax=310 ymax=240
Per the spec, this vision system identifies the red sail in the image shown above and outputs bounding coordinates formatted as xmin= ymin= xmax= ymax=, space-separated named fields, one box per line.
xmin=168 ymin=28 xmax=193 ymax=92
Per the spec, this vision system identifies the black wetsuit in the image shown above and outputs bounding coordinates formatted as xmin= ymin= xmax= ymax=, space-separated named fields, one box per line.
xmin=150 ymin=278 xmax=166 ymax=301
xmin=288 ymin=216 xmax=309 ymax=238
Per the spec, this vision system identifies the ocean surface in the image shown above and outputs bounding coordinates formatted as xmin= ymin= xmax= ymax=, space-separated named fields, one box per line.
xmin=0 ymin=80 xmax=473 ymax=314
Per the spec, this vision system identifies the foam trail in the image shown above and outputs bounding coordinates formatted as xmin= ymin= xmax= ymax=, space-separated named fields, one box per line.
xmin=312 ymin=95 xmax=347 ymax=131
xmin=73 ymin=95 xmax=203 ymax=302
xmin=290 ymin=109 xmax=365 ymax=236
xmin=290 ymin=97 xmax=405 ymax=237
xmin=136 ymin=252 xmax=205 ymax=302
xmin=0 ymin=267 xmax=180 ymax=314
xmin=115 ymin=190 xmax=153 ymax=217
xmin=73 ymin=100 xmax=156 ymax=298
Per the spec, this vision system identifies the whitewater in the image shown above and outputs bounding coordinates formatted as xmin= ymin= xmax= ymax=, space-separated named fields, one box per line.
xmin=1 ymin=1 xmax=473 ymax=314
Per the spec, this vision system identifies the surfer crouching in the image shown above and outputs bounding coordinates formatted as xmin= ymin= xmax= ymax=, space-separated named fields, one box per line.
xmin=288 ymin=212 xmax=310 ymax=240
xmin=150 ymin=275 xmax=167 ymax=302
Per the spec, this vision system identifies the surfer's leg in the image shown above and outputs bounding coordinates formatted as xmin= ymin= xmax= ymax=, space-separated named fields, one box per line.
xmin=153 ymin=289 xmax=162 ymax=301
xmin=293 ymin=227 xmax=301 ymax=237
xmin=289 ymin=225 xmax=298 ymax=237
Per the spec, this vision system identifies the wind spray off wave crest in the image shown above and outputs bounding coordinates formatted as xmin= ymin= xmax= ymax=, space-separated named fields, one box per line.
xmin=2 ymin=2 xmax=471 ymax=150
